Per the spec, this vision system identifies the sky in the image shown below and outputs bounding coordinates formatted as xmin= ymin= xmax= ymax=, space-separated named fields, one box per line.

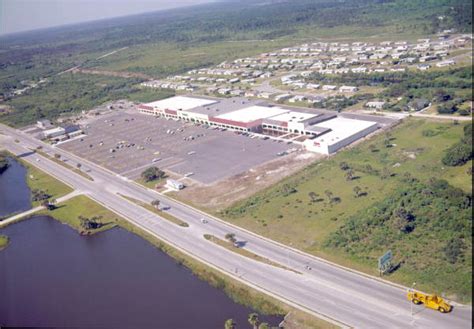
xmin=0 ymin=0 xmax=216 ymax=35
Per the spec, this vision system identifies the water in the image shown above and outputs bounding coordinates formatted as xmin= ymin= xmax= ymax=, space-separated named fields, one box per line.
xmin=0 ymin=157 xmax=31 ymax=217
xmin=0 ymin=158 xmax=283 ymax=328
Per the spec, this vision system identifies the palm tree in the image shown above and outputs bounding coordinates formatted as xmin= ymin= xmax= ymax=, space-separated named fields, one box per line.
xmin=353 ymin=186 xmax=362 ymax=198
xmin=248 ymin=313 xmax=259 ymax=329
xmin=345 ymin=169 xmax=354 ymax=181
xmin=308 ymin=191 xmax=317 ymax=203
xmin=324 ymin=190 xmax=333 ymax=203
xmin=41 ymin=199 xmax=51 ymax=209
xmin=225 ymin=233 xmax=237 ymax=244
xmin=151 ymin=199 xmax=161 ymax=209
xmin=224 ymin=318 xmax=236 ymax=329
xmin=76 ymin=163 xmax=82 ymax=169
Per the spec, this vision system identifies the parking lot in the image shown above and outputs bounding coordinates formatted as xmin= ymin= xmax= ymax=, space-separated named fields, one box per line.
xmin=58 ymin=111 xmax=295 ymax=184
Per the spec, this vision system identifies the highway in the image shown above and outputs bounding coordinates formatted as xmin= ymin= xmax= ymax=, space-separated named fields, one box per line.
xmin=0 ymin=123 xmax=471 ymax=328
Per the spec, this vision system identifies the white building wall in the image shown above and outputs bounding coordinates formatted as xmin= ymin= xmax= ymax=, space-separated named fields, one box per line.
xmin=304 ymin=120 xmax=378 ymax=154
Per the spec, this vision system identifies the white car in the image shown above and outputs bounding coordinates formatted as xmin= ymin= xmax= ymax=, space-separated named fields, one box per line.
xmin=200 ymin=218 xmax=208 ymax=224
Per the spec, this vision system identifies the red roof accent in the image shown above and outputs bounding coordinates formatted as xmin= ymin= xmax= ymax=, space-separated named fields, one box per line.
xmin=139 ymin=104 xmax=153 ymax=110
xmin=165 ymin=109 xmax=177 ymax=115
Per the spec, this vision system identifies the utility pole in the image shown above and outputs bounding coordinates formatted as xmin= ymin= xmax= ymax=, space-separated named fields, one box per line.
xmin=410 ymin=282 xmax=417 ymax=318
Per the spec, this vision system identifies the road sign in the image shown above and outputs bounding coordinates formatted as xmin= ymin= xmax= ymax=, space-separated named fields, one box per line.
xmin=378 ymin=250 xmax=392 ymax=273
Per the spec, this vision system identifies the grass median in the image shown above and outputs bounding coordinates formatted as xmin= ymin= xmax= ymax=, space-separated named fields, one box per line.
xmin=204 ymin=234 xmax=300 ymax=274
xmin=117 ymin=193 xmax=189 ymax=227
xmin=35 ymin=150 xmax=94 ymax=181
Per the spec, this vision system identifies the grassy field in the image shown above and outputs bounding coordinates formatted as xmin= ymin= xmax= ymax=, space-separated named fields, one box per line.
xmin=220 ymin=118 xmax=472 ymax=301
xmin=37 ymin=195 xmax=120 ymax=235
xmin=91 ymin=40 xmax=295 ymax=77
xmin=0 ymin=235 xmax=9 ymax=250
xmin=19 ymin=158 xmax=73 ymax=206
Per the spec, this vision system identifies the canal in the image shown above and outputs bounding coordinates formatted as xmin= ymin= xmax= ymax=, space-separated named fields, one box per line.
xmin=0 ymin=157 xmax=283 ymax=328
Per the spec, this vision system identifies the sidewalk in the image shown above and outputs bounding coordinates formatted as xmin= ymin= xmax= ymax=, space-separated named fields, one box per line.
xmin=0 ymin=190 xmax=81 ymax=228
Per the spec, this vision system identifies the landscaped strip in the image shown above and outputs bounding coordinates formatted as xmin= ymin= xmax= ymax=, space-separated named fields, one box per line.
xmin=204 ymin=234 xmax=300 ymax=274
xmin=117 ymin=193 xmax=189 ymax=227
xmin=35 ymin=149 xmax=94 ymax=181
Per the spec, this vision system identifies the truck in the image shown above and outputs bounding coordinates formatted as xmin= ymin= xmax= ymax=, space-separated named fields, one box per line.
xmin=407 ymin=290 xmax=452 ymax=313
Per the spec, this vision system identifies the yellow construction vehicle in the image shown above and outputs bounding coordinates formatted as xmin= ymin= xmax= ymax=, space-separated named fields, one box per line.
xmin=407 ymin=290 xmax=452 ymax=313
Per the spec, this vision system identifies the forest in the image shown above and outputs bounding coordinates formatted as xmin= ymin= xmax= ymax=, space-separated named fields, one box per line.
xmin=0 ymin=0 xmax=471 ymax=94
xmin=324 ymin=177 xmax=472 ymax=300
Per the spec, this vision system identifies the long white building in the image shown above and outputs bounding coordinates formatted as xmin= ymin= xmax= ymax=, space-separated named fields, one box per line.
xmin=138 ymin=95 xmax=379 ymax=154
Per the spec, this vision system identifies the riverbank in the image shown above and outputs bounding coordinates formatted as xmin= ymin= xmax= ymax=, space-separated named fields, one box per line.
xmin=1 ymin=151 xmax=73 ymax=207
xmin=33 ymin=195 xmax=335 ymax=328
xmin=36 ymin=195 xmax=119 ymax=235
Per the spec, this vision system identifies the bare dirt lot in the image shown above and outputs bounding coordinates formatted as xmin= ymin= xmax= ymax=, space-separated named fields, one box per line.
xmin=170 ymin=151 xmax=321 ymax=211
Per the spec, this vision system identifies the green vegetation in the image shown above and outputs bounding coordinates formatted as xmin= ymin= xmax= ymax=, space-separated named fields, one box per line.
xmin=18 ymin=158 xmax=73 ymax=206
xmin=308 ymin=67 xmax=473 ymax=113
xmin=220 ymin=119 xmax=472 ymax=301
xmin=141 ymin=166 xmax=166 ymax=182
xmin=0 ymin=235 xmax=9 ymax=250
xmin=204 ymin=234 xmax=298 ymax=273
xmin=224 ymin=318 xmax=236 ymax=329
xmin=442 ymin=124 xmax=473 ymax=166
xmin=36 ymin=150 xmax=93 ymax=181
xmin=118 ymin=194 xmax=189 ymax=227
xmin=1 ymin=0 xmax=471 ymax=126
xmin=37 ymin=195 xmax=118 ymax=235
xmin=1 ymin=73 xmax=171 ymax=127
xmin=325 ymin=178 xmax=472 ymax=301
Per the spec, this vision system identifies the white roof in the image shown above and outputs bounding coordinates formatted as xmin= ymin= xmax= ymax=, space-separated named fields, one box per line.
xmin=44 ymin=127 xmax=65 ymax=134
xmin=144 ymin=96 xmax=217 ymax=111
xmin=312 ymin=117 xmax=377 ymax=145
xmin=216 ymin=106 xmax=288 ymax=123
xmin=270 ymin=111 xmax=317 ymax=123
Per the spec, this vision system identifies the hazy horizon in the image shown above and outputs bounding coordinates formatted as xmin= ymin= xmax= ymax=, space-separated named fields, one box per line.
xmin=0 ymin=0 xmax=217 ymax=36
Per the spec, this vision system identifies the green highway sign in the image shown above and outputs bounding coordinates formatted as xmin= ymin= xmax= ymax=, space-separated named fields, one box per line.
xmin=378 ymin=250 xmax=392 ymax=272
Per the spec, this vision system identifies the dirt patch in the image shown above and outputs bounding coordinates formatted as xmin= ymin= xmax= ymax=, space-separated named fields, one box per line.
xmin=72 ymin=68 xmax=152 ymax=80
xmin=170 ymin=150 xmax=321 ymax=211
